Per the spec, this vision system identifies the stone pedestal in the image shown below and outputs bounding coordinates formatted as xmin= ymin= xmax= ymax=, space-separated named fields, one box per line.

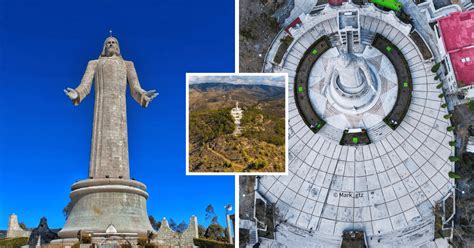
xmin=54 ymin=36 xmax=158 ymax=246
xmin=53 ymin=178 xmax=153 ymax=243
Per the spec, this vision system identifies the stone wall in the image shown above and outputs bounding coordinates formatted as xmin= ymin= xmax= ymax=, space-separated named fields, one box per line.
xmin=153 ymin=216 xmax=198 ymax=248
xmin=6 ymin=214 xmax=30 ymax=238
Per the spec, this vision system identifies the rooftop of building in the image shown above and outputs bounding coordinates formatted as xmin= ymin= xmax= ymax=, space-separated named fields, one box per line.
xmin=438 ymin=10 xmax=474 ymax=86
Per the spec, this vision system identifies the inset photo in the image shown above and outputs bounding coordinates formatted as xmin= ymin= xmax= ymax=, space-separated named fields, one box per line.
xmin=186 ymin=73 xmax=288 ymax=174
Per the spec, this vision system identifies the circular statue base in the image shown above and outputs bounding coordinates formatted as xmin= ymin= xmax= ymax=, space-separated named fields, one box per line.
xmin=54 ymin=178 xmax=153 ymax=240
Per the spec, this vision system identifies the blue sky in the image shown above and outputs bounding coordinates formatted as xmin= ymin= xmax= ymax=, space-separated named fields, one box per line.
xmin=0 ymin=0 xmax=235 ymax=230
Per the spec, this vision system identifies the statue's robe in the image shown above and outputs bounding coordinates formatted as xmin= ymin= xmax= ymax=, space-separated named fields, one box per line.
xmin=74 ymin=56 xmax=146 ymax=179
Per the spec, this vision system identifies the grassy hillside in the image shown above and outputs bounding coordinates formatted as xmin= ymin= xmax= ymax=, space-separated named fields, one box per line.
xmin=189 ymin=108 xmax=235 ymax=144
xmin=189 ymin=83 xmax=285 ymax=172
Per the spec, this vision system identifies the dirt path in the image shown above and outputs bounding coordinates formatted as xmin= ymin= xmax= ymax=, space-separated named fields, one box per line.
xmin=205 ymin=143 xmax=247 ymax=171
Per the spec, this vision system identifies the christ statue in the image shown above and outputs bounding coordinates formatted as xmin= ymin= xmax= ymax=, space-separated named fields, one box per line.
xmin=64 ymin=36 xmax=158 ymax=179
xmin=322 ymin=50 xmax=376 ymax=97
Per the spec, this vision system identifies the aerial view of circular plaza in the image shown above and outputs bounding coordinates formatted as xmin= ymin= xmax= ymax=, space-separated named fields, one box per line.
xmin=239 ymin=0 xmax=474 ymax=246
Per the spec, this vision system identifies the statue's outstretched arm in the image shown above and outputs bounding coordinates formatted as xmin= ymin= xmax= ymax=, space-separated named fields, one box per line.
xmin=64 ymin=60 xmax=97 ymax=106
xmin=126 ymin=61 xmax=158 ymax=108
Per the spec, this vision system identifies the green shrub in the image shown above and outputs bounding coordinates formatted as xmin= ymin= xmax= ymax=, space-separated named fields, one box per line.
xmin=449 ymin=156 xmax=460 ymax=162
xmin=449 ymin=141 xmax=456 ymax=146
xmin=438 ymin=93 xmax=445 ymax=98
xmin=441 ymin=103 xmax=448 ymax=108
xmin=463 ymin=152 xmax=474 ymax=166
xmin=443 ymin=114 xmax=452 ymax=119
xmin=468 ymin=100 xmax=474 ymax=112
xmin=189 ymin=108 xmax=235 ymax=144
xmin=280 ymin=35 xmax=294 ymax=46
xmin=193 ymin=238 xmax=233 ymax=248
xmin=447 ymin=126 xmax=455 ymax=132
xmin=431 ymin=62 xmax=441 ymax=73
xmin=137 ymin=236 xmax=148 ymax=246
xmin=240 ymin=28 xmax=254 ymax=40
xmin=0 ymin=237 xmax=29 ymax=248
xmin=448 ymin=171 xmax=461 ymax=178
xmin=436 ymin=82 xmax=443 ymax=88
xmin=144 ymin=244 xmax=159 ymax=248
xmin=241 ymin=105 xmax=285 ymax=146
xmin=80 ymin=232 xmax=92 ymax=243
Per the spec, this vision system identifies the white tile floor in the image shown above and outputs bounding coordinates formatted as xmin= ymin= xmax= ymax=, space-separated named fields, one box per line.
xmin=259 ymin=3 xmax=455 ymax=247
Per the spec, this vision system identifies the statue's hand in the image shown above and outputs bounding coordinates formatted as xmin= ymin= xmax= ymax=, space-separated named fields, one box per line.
xmin=143 ymin=90 xmax=158 ymax=102
xmin=64 ymin=87 xmax=79 ymax=101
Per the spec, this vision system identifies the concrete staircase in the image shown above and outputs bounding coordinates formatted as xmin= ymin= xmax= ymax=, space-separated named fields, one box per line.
xmin=310 ymin=4 xmax=327 ymax=15
xmin=360 ymin=29 xmax=376 ymax=45
xmin=329 ymin=33 xmax=341 ymax=47
xmin=463 ymin=1 xmax=473 ymax=10
xmin=249 ymin=229 xmax=258 ymax=244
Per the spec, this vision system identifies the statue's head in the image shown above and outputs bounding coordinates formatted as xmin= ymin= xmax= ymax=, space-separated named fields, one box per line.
xmin=101 ymin=37 xmax=121 ymax=57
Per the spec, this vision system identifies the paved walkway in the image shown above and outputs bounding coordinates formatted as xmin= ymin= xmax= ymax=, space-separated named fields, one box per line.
xmin=261 ymin=3 xmax=455 ymax=247
xmin=399 ymin=0 xmax=441 ymax=61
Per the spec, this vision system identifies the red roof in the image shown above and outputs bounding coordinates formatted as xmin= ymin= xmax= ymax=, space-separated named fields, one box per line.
xmin=285 ymin=17 xmax=302 ymax=35
xmin=329 ymin=0 xmax=348 ymax=6
xmin=438 ymin=10 xmax=474 ymax=86
xmin=449 ymin=49 xmax=474 ymax=87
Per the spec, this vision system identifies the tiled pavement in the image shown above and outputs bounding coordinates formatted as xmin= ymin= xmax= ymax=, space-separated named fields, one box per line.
xmin=260 ymin=3 xmax=455 ymax=247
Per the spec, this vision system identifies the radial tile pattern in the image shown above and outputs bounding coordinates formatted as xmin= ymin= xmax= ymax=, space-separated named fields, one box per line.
xmin=308 ymin=47 xmax=398 ymax=129
xmin=260 ymin=3 xmax=455 ymax=247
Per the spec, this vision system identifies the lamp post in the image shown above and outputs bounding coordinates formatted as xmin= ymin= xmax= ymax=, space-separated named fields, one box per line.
xmin=452 ymin=185 xmax=465 ymax=194
xmin=225 ymin=204 xmax=233 ymax=244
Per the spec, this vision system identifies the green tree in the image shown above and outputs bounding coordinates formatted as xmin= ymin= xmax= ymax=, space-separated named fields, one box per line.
xmin=169 ymin=218 xmax=178 ymax=231
xmin=205 ymin=204 xmax=217 ymax=224
xmin=449 ymin=156 xmax=461 ymax=162
xmin=63 ymin=201 xmax=73 ymax=220
xmin=198 ymin=224 xmax=206 ymax=238
xmin=189 ymin=108 xmax=235 ymax=144
xmin=448 ymin=171 xmax=461 ymax=179
xmin=176 ymin=221 xmax=188 ymax=233
xmin=468 ymin=100 xmax=474 ymax=112
xmin=462 ymin=152 xmax=474 ymax=166
xmin=431 ymin=62 xmax=441 ymax=73
xmin=148 ymin=215 xmax=161 ymax=230
xmin=204 ymin=223 xmax=226 ymax=242
xmin=19 ymin=222 xmax=27 ymax=230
